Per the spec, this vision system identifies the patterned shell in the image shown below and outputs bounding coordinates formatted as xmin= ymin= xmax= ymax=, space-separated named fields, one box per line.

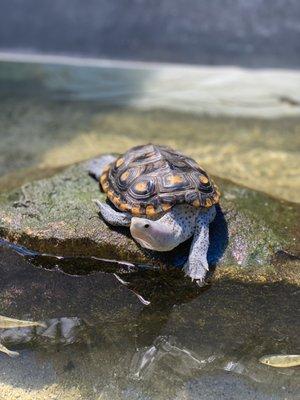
xmin=100 ymin=144 xmax=220 ymax=217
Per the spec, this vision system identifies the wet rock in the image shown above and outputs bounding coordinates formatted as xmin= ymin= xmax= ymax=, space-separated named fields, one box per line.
xmin=0 ymin=246 xmax=144 ymax=325
xmin=0 ymin=160 xmax=299 ymax=282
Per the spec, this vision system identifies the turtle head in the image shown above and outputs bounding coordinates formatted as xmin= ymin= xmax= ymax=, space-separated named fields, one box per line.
xmin=130 ymin=205 xmax=198 ymax=251
xmin=130 ymin=216 xmax=180 ymax=251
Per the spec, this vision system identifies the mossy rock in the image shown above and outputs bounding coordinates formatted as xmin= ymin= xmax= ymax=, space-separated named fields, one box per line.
xmin=0 ymin=159 xmax=299 ymax=283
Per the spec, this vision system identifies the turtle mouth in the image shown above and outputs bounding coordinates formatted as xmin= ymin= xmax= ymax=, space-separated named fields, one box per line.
xmin=130 ymin=222 xmax=157 ymax=250
xmin=133 ymin=235 xmax=174 ymax=252
xmin=133 ymin=235 xmax=158 ymax=251
xmin=130 ymin=219 xmax=165 ymax=251
xmin=130 ymin=219 xmax=177 ymax=252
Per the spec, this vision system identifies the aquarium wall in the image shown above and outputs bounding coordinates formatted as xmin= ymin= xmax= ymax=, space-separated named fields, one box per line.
xmin=0 ymin=0 xmax=300 ymax=67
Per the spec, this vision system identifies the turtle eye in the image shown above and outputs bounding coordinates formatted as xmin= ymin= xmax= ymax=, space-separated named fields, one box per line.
xmin=144 ymin=223 xmax=150 ymax=229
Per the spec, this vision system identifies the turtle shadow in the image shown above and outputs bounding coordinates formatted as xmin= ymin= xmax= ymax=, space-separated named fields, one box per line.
xmin=125 ymin=270 xmax=211 ymax=347
xmin=207 ymin=204 xmax=229 ymax=268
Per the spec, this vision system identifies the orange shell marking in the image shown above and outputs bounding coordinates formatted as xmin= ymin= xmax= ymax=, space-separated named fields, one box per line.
xmin=135 ymin=181 xmax=148 ymax=192
xmin=113 ymin=196 xmax=121 ymax=206
xmin=146 ymin=205 xmax=156 ymax=218
xmin=107 ymin=190 xmax=114 ymax=200
xmin=162 ymin=203 xmax=172 ymax=212
xmin=102 ymin=181 xmax=109 ymax=191
xmin=131 ymin=206 xmax=141 ymax=216
xmin=205 ymin=198 xmax=213 ymax=207
xmin=120 ymin=171 xmax=130 ymax=181
xmin=167 ymin=175 xmax=184 ymax=185
xmin=115 ymin=158 xmax=124 ymax=168
xmin=119 ymin=203 xmax=129 ymax=212
xmin=100 ymin=173 xmax=109 ymax=191
xmin=199 ymin=175 xmax=209 ymax=184
xmin=192 ymin=199 xmax=201 ymax=207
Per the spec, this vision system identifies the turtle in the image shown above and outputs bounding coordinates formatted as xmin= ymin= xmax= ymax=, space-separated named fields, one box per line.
xmin=88 ymin=144 xmax=220 ymax=283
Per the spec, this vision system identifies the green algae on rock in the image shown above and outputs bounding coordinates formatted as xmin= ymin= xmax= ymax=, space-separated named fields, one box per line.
xmin=0 ymin=160 xmax=299 ymax=283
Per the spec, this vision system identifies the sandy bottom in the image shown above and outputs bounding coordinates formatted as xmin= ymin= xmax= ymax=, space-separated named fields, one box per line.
xmin=0 ymin=384 xmax=83 ymax=400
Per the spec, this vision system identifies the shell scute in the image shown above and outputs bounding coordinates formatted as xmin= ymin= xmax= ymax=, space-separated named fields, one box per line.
xmin=100 ymin=144 xmax=220 ymax=217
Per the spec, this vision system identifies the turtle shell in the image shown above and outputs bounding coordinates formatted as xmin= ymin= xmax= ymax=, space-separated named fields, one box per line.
xmin=100 ymin=144 xmax=220 ymax=217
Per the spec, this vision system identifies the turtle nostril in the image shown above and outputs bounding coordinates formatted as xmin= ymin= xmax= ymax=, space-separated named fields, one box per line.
xmin=144 ymin=223 xmax=150 ymax=229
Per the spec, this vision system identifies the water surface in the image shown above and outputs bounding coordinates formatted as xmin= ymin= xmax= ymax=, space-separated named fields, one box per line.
xmin=0 ymin=244 xmax=299 ymax=400
xmin=0 ymin=60 xmax=299 ymax=202
xmin=0 ymin=60 xmax=299 ymax=399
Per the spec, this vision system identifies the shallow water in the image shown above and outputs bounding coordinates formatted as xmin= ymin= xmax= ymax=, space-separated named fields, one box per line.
xmin=0 ymin=60 xmax=299 ymax=399
xmin=0 ymin=60 xmax=299 ymax=202
xmin=0 ymin=243 xmax=299 ymax=400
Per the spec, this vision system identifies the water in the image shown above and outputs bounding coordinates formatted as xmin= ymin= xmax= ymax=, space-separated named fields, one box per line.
xmin=0 ymin=243 xmax=299 ymax=399
xmin=0 ymin=58 xmax=299 ymax=201
xmin=0 ymin=59 xmax=299 ymax=399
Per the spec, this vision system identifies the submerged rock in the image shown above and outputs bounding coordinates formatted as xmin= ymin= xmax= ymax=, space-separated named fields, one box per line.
xmin=0 ymin=159 xmax=299 ymax=282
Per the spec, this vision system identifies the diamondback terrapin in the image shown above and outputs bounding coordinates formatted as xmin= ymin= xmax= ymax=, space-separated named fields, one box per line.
xmin=89 ymin=144 xmax=220 ymax=283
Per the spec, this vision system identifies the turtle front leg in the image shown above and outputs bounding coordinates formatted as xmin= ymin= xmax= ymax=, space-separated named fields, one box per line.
xmin=94 ymin=200 xmax=131 ymax=227
xmin=183 ymin=206 xmax=216 ymax=285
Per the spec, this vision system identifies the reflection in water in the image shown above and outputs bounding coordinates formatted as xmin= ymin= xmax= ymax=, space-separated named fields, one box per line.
xmin=0 ymin=317 xmax=85 ymax=357
xmin=131 ymin=335 xmax=218 ymax=380
xmin=0 ymin=241 xmax=299 ymax=399
xmin=0 ymin=316 xmax=45 ymax=357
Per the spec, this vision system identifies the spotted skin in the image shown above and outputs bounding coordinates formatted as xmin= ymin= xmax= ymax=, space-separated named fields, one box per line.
xmin=93 ymin=194 xmax=215 ymax=283
xmin=88 ymin=155 xmax=117 ymax=181
xmin=183 ymin=206 xmax=216 ymax=284
xmin=157 ymin=205 xmax=198 ymax=245
xmin=88 ymin=150 xmax=219 ymax=283
xmin=138 ymin=204 xmax=216 ymax=284
xmin=94 ymin=200 xmax=131 ymax=227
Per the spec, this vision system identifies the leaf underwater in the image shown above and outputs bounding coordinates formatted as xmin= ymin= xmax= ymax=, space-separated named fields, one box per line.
xmin=0 ymin=315 xmax=46 ymax=329
xmin=259 ymin=354 xmax=300 ymax=368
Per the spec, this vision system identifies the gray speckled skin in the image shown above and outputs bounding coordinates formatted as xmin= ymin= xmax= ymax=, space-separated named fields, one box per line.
xmin=183 ymin=206 xmax=216 ymax=282
xmin=90 ymin=157 xmax=216 ymax=283
xmin=94 ymin=200 xmax=132 ymax=227
xmin=88 ymin=155 xmax=117 ymax=180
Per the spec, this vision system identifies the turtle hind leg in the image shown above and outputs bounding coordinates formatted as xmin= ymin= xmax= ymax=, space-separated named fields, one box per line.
xmin=94 ymin=200 xmax=131 ymax=227
xmin=88 ymin=155 xmax=116 ymax=180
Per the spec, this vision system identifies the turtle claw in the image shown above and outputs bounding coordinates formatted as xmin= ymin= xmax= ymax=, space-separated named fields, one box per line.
xmin=183 ymin=260 xmax=208 ymax=283
xmin=195 ymin=279 xmax=206 ymax=288
xmin=204 ymin=263 xmax=209 ymax=272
